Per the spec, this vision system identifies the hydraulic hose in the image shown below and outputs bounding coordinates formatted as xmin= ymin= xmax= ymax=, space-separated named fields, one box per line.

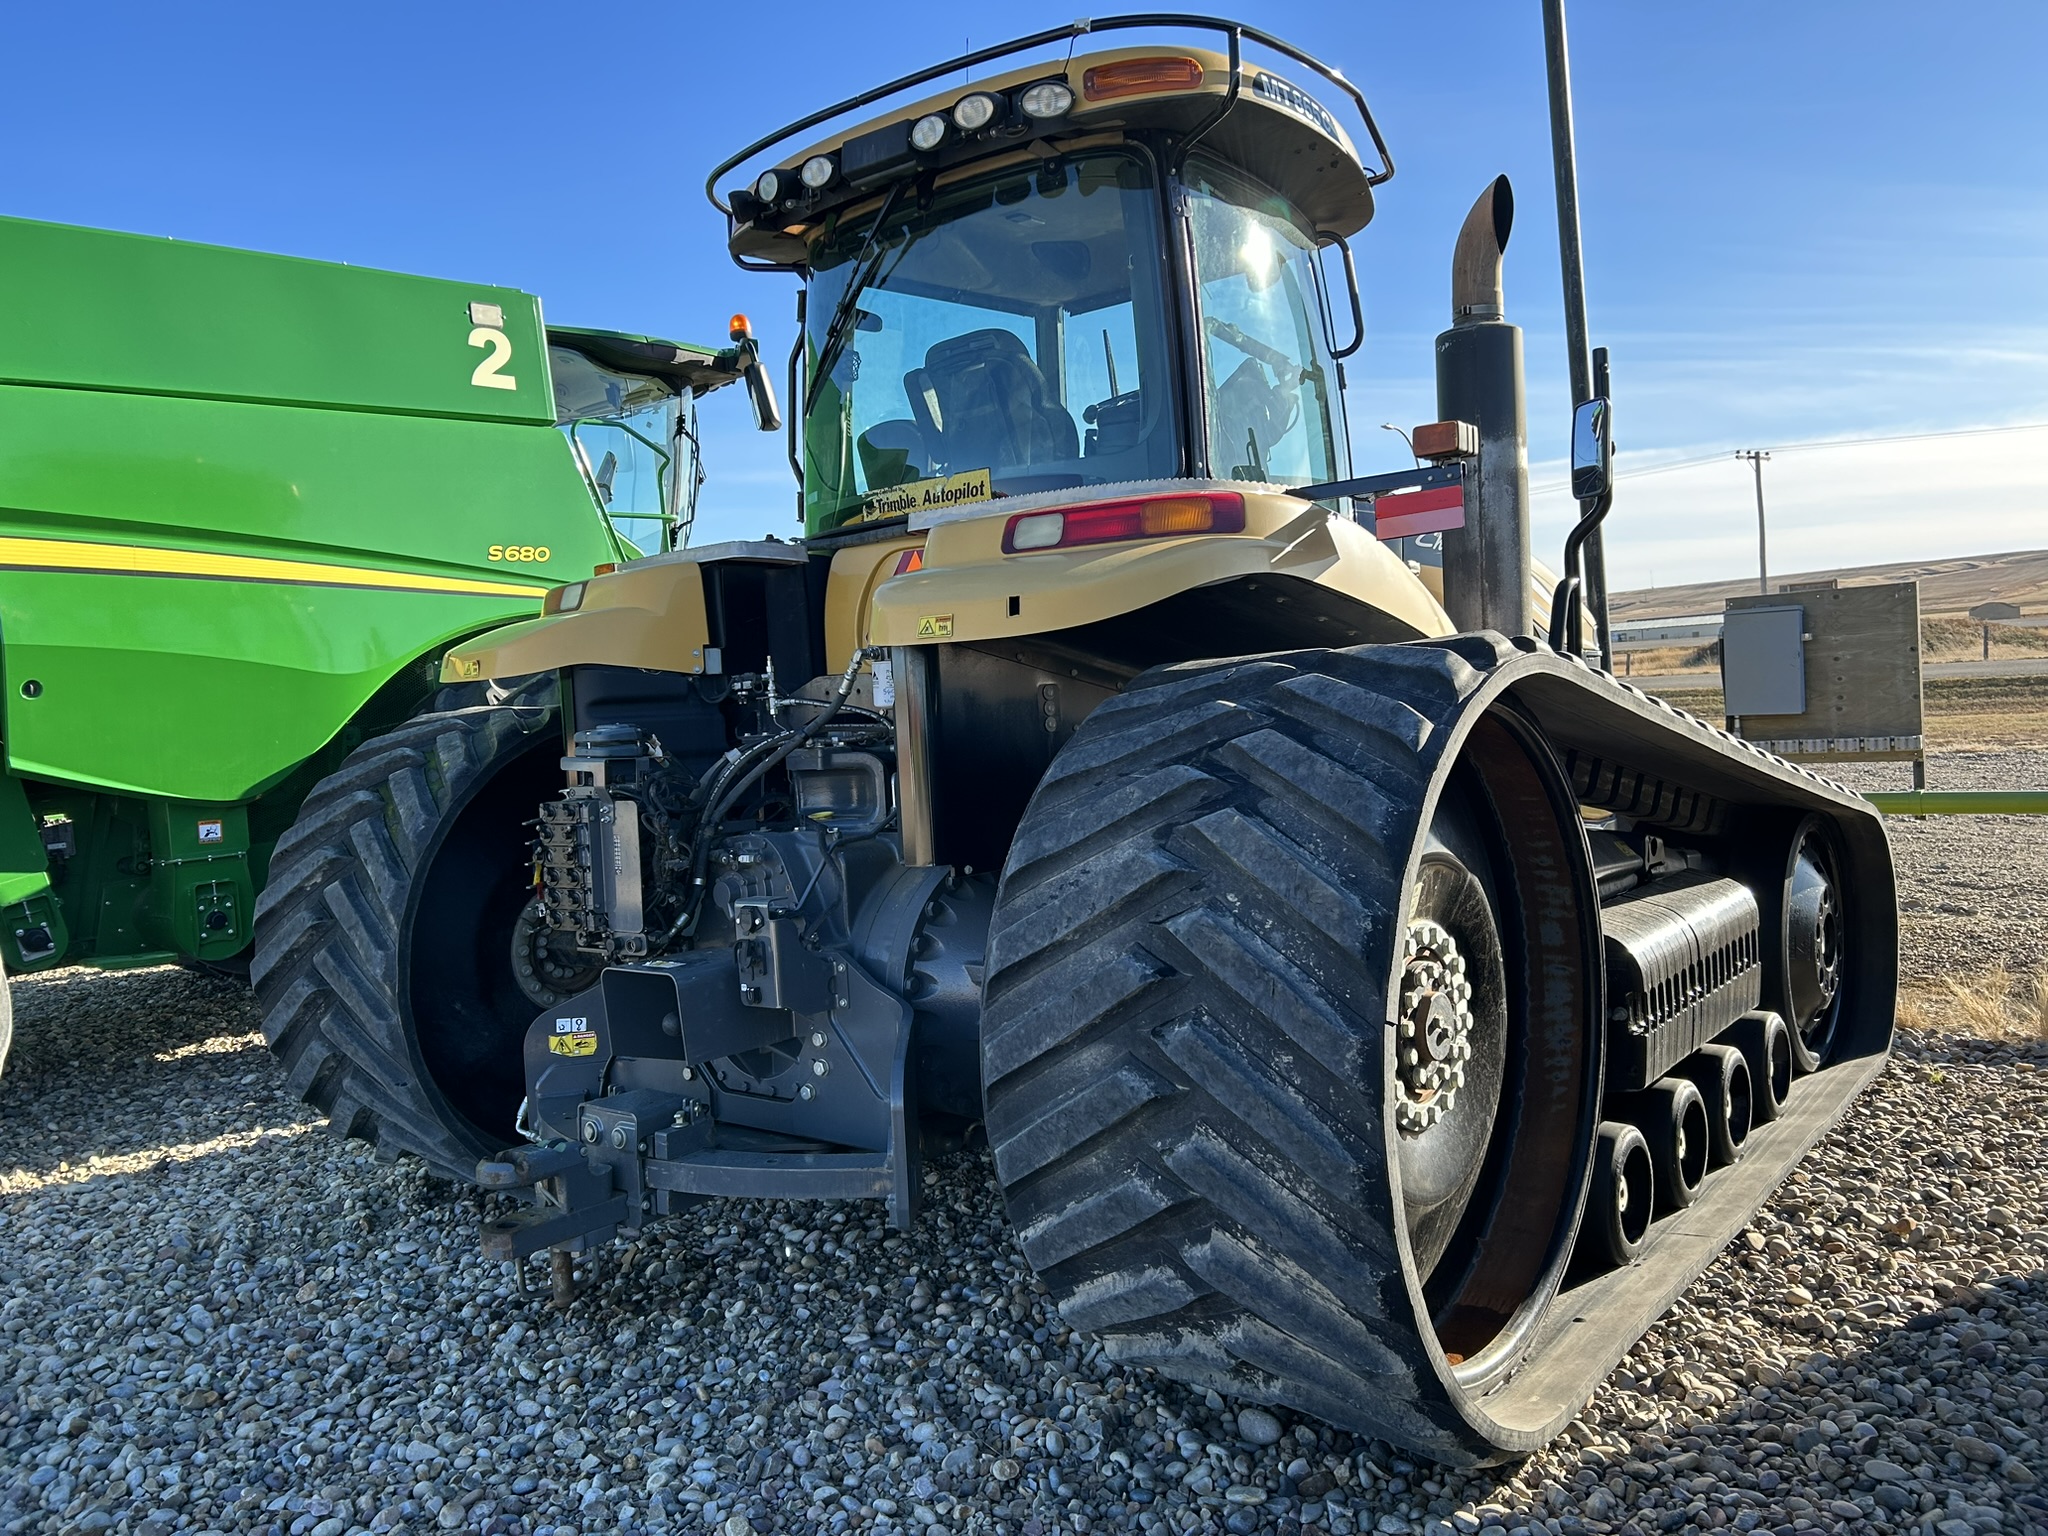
xmin=659 ymin=648 xmax=879 ymax=947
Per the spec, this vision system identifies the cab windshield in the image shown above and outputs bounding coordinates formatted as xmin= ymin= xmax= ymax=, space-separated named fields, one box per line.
xmin=802 ymin=149 xmax=1177 ymax=534
xmin=549 ymin=345 xmax=700 ymax=556
xmin=1186 ymin=154 xmax=1344 ymax=488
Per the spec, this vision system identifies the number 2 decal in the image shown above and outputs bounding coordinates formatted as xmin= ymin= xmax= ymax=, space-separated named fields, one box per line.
xmin=468 ymin=326 xmax=518 ymax=391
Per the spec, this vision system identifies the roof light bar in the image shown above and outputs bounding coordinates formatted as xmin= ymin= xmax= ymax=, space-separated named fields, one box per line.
xmin=709 ymin=18 xmax=1397 ymax=216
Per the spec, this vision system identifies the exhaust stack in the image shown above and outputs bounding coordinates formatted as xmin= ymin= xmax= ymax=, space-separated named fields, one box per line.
xmin=1436 ymin=176 xmax=1533 ymax=637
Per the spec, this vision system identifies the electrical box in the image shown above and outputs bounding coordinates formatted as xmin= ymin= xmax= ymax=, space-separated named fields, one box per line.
xmin=1721 ymin=605 xmax=1806 ymax=717
xmin=1723 ymin=581 xmax=1924 ymax=780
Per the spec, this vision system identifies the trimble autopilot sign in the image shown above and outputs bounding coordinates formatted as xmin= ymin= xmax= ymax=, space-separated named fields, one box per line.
xmin=859 ymin=468 xmax=993 ymax=521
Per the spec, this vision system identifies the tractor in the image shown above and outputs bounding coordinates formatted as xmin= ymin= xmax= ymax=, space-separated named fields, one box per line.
xmin=256 ymin=18 xmax=1896 ymax=1462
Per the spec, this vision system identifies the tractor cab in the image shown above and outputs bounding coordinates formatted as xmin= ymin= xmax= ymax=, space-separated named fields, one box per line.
xmin=713 ymin=21 xmax=1391 ymax=540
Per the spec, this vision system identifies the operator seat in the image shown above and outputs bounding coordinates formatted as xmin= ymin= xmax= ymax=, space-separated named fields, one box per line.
xmin=906 ymin=329 xmax=1078 ymax=473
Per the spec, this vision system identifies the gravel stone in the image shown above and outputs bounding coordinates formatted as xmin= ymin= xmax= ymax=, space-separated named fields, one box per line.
xmin=2 ymin=743 xmax=2045 ymax=1536
xmin=1235 ymin=1406 xmax=1284 ymax=1446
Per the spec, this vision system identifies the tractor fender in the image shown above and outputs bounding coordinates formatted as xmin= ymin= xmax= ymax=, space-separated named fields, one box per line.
xmin=865 ymin=485 xmax=1452 ymax=651
xmin=442 ymin=549 xmax=718 ymax=683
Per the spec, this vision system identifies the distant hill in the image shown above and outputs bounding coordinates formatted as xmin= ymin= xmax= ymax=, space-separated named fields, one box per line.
xmin=1610 ymin=548 xmax=2048 ymax=622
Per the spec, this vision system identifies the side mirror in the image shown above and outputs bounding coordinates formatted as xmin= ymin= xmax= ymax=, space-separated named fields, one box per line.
xmin=1570 ymin=396 xmax=1612 ymax=501
xmin=730 ymin=314 xmax=783 ymax=433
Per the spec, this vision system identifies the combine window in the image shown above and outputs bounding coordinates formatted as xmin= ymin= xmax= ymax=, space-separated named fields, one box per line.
xmin=549 ymin=346 xmax=697 ymax=556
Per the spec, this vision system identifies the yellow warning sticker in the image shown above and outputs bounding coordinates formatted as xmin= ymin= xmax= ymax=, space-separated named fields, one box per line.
xmin=860 ymin=468 xmax=993 ymax=521
xmin=549 ymin=1032 xmax=598 ymax=1057
xmin=916 ymin=614 xmax=955 ymax=640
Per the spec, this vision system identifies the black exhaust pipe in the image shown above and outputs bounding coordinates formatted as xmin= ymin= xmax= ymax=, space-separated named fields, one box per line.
xmin=1435 ymin=175 xmax=1533 ymax=637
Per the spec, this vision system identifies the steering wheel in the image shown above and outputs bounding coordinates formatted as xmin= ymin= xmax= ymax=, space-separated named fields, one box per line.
xmin=1206 ymin=318 xmax=1303 ymax=457
xmin=1206 ymin=316 xmax=1303 ymax=386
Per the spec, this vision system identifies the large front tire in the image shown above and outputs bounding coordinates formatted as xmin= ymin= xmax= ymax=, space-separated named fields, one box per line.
xmin=980 ymin=646 xmax=1603 ymax=1465
xmin=252 ymin=700 xmax=566 ymax=1182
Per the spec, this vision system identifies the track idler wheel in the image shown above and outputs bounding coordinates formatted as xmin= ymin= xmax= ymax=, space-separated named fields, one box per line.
xmin=1684 ymin=1043 xmax=1752 ymax=1168
xmin=1780 ymin=816 xmax=1848 ymax=1072
xmin=1629 ymin=1075 xmax=1709 ymax=1214
xmin=1728 ymin=1010 xmax=1792 ymax=1124
xmin=1584 ymin=1121 xmax=1654 ymax=1269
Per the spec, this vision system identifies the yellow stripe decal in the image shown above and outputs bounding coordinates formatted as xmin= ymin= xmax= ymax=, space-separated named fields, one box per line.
xmin=0 ymin=535 xmax=549 ymax=599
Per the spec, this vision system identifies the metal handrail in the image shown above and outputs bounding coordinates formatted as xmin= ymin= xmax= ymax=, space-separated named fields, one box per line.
xmin=703 ymin=13 xmax=1395 ymax=216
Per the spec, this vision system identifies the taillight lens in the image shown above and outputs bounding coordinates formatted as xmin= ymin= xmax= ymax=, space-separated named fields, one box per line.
xmin=1001 ymin=493 xmax=1245 ymax=553
xmin=1082 ymin=56 xmax=1205 ymax=102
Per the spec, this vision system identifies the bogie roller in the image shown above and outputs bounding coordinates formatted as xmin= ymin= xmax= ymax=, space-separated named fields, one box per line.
xmin=275 ymin=18 xmax=1900 ymax=1463
xmin=1582 ymin=1122 xmax=1654 ymax=1272
xmin=1685 ymin=1042 xmax=1754 ymax=1167
xmin=1731 ymin=1009 xmax=1795 ymax=1123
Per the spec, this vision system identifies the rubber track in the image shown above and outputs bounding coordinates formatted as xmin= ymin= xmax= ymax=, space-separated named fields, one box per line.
xmin=251 ymin=700 xmax=553 ymax=1183
xmin=982 ymin=644 xmax=1499 ymax=1462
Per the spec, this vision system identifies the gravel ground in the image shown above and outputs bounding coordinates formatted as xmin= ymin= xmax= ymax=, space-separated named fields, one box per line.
xmin=1833 ymin=749 xmax=2048 ymax=980
xmin=3 ymin=751 xmax=2044 ymax=1536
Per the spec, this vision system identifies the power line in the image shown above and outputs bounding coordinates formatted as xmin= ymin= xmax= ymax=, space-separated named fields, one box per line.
xmin=1529 ymin=418 xmax=2048 ymax=496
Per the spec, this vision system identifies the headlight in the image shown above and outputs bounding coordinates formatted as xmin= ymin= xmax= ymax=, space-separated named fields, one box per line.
xmin=1018 ymin=81 xmax=1074 ymax=120
xmin=952 ymin=92 xmax=998 ymax=132
xmin=909 ymin=113 xmax=948 ymax=152
xmin=800 ymin=154 xmax=836 ymax=190
xmin=754 ymin=169 xmax=785 ymax=203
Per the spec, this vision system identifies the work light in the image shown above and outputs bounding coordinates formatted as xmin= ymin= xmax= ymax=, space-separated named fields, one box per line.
xmin=910 ymin=114 xmax=948 ymax=151
xmin=952 ymin=93 xmax=997 ymax=131
xmin=800 ymin=155 xmax=837 ymax=190
xmin=1018 ymin=81 xmax=1074 ymax=120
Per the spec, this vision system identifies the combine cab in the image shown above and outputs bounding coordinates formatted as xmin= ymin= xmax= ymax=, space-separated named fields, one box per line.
xmin=268 ymin=18 xmax=1896 ymax=1462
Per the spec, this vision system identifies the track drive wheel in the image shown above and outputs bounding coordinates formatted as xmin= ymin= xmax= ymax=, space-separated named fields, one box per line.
xmin=981 ymin=647 xmax=1603 ymax=1465
xmin=252 ymin=694 xmax=579 ymax=1182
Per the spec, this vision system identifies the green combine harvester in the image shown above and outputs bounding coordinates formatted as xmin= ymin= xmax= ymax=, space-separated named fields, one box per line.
xmin=0 ymin=214 xmax=771 ymax=1073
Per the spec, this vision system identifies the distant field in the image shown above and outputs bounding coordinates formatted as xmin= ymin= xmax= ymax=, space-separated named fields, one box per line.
xmin=1617 ymin=620 xmax=2048 ymax=686
xmin=1658 ymin=672 xmax=2048 ymax=750
xmin=1612 ymin=546 xmax=2048 ymax=623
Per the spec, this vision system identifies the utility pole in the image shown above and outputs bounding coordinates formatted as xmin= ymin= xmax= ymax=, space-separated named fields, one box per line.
xmin=1736 ymin=450 xmax=1771 ymax=594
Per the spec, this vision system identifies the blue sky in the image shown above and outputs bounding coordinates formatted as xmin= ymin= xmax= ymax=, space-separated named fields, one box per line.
xmin=6 ymin=1 xmax=2044 ymax=591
